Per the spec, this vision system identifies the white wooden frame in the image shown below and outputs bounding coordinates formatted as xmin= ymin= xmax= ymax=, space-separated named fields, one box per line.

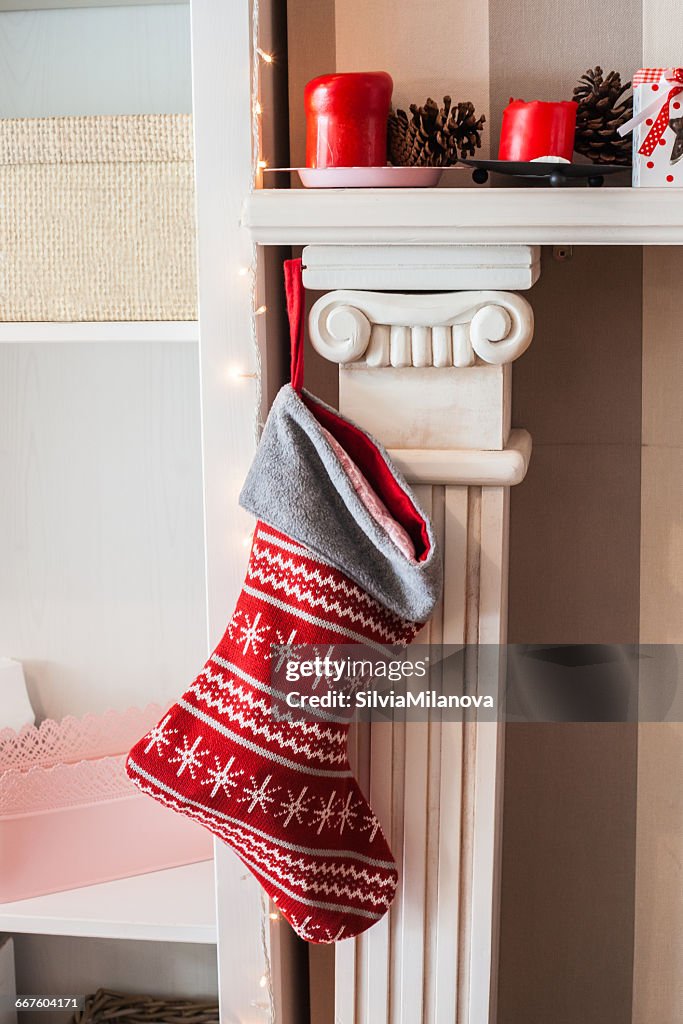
xmin=190 ymin=1 xmax=270 ymax=1020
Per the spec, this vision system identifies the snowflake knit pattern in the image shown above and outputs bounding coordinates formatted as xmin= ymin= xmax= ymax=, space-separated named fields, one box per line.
xmin=126 ymin=523 xmax=421 ymax=943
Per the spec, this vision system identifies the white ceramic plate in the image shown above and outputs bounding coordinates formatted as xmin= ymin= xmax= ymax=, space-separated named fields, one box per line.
xmin=296 ymin=165 xmax=444 ymax=188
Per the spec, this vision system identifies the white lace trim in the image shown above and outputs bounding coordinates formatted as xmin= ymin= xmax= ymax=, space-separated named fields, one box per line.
xmin=0 ymin=754 xmax=135 ymax=816
xmin=0 ymin=705 xmax=168 ymax=816
xmin=0 ymin=704 xmax=168 ymax=772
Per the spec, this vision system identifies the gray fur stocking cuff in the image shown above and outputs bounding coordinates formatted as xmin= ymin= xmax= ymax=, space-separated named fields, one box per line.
xmin=239 ymin=384 xmax=442 ymax=623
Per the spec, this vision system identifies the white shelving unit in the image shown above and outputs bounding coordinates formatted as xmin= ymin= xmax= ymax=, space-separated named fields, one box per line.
xmin=0 ymin=0 xmax=214 ymax=999
xmin=0 ymin=322 xmax=198 ymax=343
xmin=0 ymin=862 xmax=216 ymax=944
xmin=243 ymin=186 xmax=683 ymax=246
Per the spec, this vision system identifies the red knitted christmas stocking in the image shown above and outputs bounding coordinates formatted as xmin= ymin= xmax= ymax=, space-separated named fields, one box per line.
xmin=127 ymin=263 xmax=441 ymax=943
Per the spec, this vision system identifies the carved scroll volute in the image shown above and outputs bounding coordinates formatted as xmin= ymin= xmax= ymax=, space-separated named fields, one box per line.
xmin=307 ymin=300 xmax=372 ymax=364
xmin=308 ymin=289 xmax=534 ymax=368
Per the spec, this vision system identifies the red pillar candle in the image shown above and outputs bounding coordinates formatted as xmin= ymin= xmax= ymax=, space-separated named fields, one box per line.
xmin=498 ymin=99 xmax=578 ymax=162
xmin=304 ymin=72 xmax=393 ymax=168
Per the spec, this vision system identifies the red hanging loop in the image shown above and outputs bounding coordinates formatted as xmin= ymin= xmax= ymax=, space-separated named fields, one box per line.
xmin=284 ymin=258 xmax=305 ymax=393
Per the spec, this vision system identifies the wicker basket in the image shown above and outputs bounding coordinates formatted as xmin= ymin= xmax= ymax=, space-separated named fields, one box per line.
xmin=72 ymin=991 xmax=218 ymax=1024
xmin=0 ymin=115 xmax=197 ymax=322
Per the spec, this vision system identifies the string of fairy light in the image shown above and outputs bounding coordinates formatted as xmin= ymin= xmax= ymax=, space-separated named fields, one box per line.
xmin=228 ymin=16 xmax=274 ymax=431
xmin=231 ymin=18 xmax=274 ymax=552
xmin=246 ymin=7 xmax=279 ymax=1021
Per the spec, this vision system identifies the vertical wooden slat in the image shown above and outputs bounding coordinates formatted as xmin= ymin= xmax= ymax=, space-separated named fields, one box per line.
xmin=362 ymin=718 xmax=394 ymax=1022
xmin=388 ymin=717 xmax=407 ymax=1024
xmin=636 ymin=232 xmax=683 ymax=1022
xmin=335 ymin=932 xmax=357 ymax=1024
xmin=393 ymin=485 xmax=432 ymax=1024
xmin=468 ymin=487 xmax=508 ymax=1024
xmin=432 ymin=487 xmax=469 ymax=1024
xmin=443 ymin=487 xmax=469 ymax=646
xmin=336 ymin=720 xmax=364 ymax=1023
xmin=398 ymin=719 xmax=430 ymax=1023
xmin=422 ymin=487 xmax=445 ymax=1024
xmin=354 ymin=722 xmax=372 ymax=1019
xmin=190 ymin=1 xmax=266 ymax=1020
xmin=433 ymin=719 xmax=464 ymax=1024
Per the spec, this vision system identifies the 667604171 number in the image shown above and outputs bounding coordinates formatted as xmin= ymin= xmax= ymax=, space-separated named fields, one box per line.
xmin=13 ymin=996 xmax=84 ymax=1011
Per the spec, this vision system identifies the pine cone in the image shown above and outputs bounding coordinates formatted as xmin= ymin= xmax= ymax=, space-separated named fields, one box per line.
xmin=388 ymin=95 xmax=486 ymax=166
xmin=573 ymin=66 xmax=632 ymax=165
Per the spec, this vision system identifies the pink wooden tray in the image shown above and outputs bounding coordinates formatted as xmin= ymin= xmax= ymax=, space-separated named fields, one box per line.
xmin=0 ymin=706 xmax=212 ymax=903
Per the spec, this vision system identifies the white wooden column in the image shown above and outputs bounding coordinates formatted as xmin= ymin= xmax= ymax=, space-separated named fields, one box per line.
xmin=306 ymin=266 xmax=535 ymax=1024
xmin=190 ymin=2 xmax=271 ymax=1021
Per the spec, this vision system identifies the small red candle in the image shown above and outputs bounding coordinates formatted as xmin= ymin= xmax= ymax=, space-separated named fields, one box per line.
xmin=304 ymin=72 xmax=393 ymax=168
xmin=498 ymin=99 xmax=578 ymax=162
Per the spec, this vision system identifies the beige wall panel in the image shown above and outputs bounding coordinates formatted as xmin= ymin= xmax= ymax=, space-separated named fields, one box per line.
xmin=491 ymin=5 xmax=644 ymax=1012
xmin=334 ymin=0 xmax=490 ymax=154
xmin=287 ymin=0 xmax=336 ymax=168
xmin=505 ymin=432 xmax=640 ymax=1020
xmin=638 ymin=11 xmax=683 ymax=1010
xmin=508 ymin=441 xmax=642 ymax=645
xmin=633 ymin=723 xmax=683 ymax=1024
xmin=643 ymin=0 xmax=683 ymax=65
xmin=499 ymin=723 xmax=638 ymax=1024
xmin=488 ymin=0 xmax=641 ymax=155
xmin=640 ymin=445 xmax=683 ymax=643
xmin=642 ymin=248 xmax=683 ymax=448
xmin=635 ymin=445 xmax=683 ymax=1021
xmin=512 ymin=248 xmax=643 ymax=446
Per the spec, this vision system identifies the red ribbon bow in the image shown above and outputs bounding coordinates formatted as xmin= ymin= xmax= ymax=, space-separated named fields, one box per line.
xmin=639 ymin=68 xmax=683 ymax=156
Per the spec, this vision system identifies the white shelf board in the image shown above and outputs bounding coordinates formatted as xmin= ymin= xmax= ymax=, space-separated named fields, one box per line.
xmin=0 ymin=860 xmax=217 ymax=943
xmin=243 ymin=187 xmax=683 ymax=246
xmin=0 ymin=321 xmax=198 ymax=343
xmin=0 ymin=1 xmax=188 ymax=10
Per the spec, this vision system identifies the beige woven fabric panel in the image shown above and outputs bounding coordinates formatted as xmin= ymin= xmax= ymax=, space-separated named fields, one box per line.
xmin=0 ymin=115 xmax=197 ymax=321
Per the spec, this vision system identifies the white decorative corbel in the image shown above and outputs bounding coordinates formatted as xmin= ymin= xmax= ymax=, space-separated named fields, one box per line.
xmin=308 ymin=289 xmax=534 ymax=369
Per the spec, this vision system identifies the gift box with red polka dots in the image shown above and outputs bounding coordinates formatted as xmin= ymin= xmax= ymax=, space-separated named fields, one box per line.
xmin=631 ymin=68 xmax=683 ymax=186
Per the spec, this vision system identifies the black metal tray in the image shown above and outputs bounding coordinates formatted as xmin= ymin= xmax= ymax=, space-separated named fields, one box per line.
xmin=458 ymin=158 xmax=631 ymax=187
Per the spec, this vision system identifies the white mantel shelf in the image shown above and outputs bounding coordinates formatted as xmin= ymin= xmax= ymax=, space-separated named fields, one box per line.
xmin=243 ymin=187 xmax=683 ymax=246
